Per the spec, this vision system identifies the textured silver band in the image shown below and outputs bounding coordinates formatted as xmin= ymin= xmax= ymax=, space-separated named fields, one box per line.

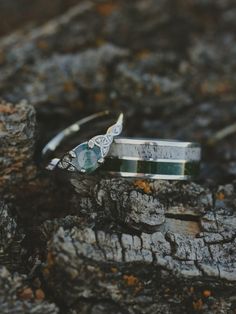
xmin=108 ymin=137 xmax=201 ymax=162
xmin=100 ymin=137 xmax=201 ymax=180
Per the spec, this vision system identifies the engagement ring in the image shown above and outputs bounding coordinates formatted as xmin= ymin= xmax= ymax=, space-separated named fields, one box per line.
xmin=42 ymin=111 xmax=123 ymax=173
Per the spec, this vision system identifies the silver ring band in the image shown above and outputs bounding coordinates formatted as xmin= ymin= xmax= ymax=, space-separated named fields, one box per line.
xmin=100 ymin=137 xmax=201 ymax=180
xmin=108 ymin=138 xmax=201 ymax=161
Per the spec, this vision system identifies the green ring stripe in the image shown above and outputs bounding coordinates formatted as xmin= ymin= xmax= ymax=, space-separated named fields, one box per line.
xmin=101 ymin=158 xmax=199 ymax=177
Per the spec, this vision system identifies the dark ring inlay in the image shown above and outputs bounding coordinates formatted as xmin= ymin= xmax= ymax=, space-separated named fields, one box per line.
xmin=101 ymin=158 xmax=199 ymax=177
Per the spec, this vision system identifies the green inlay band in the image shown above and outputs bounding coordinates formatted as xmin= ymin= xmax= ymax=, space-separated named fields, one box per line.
xmin=101 ymin=158 xmax=199 ymax=177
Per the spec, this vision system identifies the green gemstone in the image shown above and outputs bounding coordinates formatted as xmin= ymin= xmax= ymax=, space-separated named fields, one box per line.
xmin=76 ymin=143 xmax=102 ymax=173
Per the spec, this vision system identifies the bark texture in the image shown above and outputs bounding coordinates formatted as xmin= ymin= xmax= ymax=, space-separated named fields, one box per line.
xmin=0 ymin=100 xmax=36 ymax=196
xmin=0 ymin=0 xmax=236 ymax=313
xmin=0 ymin=266 xmax=58 ymax=313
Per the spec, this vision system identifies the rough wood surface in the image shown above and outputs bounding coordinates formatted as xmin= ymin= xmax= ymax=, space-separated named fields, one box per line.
xmin=0 ymin=100 xmax=36 ymax=196
xmin=0 ymin=266 xmax=58 ymax=313
xmin=0 ymin=0 xmax=236 ymax=313
xmin=38 ymin=179 xmax=235 ymax=313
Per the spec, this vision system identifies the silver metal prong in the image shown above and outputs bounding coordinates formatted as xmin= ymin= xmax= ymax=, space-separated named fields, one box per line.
xmin=68 ymin=166 xmax=76 ymax=172
xmin=80 ymin=168 xmax=86 ymax=173
xmin=98 ymin=157 xmax=104 ymax=164
xmin=46 ymin=158 xmax=60 ymax=170
xmin=57 ymin=162 xmax=64 ymax=169
xmin=69 ymin=150 xmax=76 ymax=158
xmin=88 ymin=140 xmax=94 ymax=148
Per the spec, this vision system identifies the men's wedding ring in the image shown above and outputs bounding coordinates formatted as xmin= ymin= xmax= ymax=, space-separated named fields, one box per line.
xmin=103 ymin=138 xmax=201 ymax=180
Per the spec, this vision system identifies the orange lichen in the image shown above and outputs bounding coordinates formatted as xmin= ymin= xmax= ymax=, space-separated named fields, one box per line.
xmin=216 ymin=191 xmax=225 ymax=200
xmin=123 ymin=274 xmax=143 ymax=294
xmin=134 ymin=180 xmax=152 ymax=193
xmin=193 ymin=299 xmax=203 ymax=311
xmin=0 ymin=104 xmax=17 ymax=114
xmin=123 ymin=274 xmax=139 ymax=286
xmin=37 ymin=40 xmax=49 ymax=50
xmin=136 ymin=49 xmax=151 ymax=60
xmin=47 ymin=251 xmax=55 ymax=268
xmin=96 ymin=38 xmax=106 ymax=46
xmin=154 ymin=84 xmax=161 ymax=95
xmin=96 ymin=3 xmax=118 ymax=16
xmin=19 ymin=287 xmax=34 ymax=300
xmin=200 ymin=80 xmax=232 ymax=95
xmin=215 ymin=81 xmax=232 ymax=94
xmin=35 ymin=288 xmax=45 ymax=301
xmin=94 ymin=92 xmax=106 ymax=103
xmin=63 ymin=81 xmax=76 ymax=93
xmin=203 ymin=290 xmax=211 ymax=298
xmin=43 ymin=267 xmax=50 ymax=277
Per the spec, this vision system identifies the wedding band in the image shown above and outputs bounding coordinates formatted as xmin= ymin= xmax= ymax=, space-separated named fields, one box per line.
xmin=101 ymin=138 xmax=201 ymax=180
xmin=42 ymin=111 xmax=123 ymax=173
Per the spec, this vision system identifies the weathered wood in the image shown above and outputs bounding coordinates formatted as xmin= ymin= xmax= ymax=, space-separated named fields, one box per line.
xmin=0 ymin=266 xmax=58 ymax=313
xmin=0 ymin=0 xmax=77 ymax=36
xmin=0 ymin=202 xmax=24 ymax=271
xmin=34 ymin=177 xmax=235 ymax=313
xmin=0 ymin=100 xmax=36 ymax=196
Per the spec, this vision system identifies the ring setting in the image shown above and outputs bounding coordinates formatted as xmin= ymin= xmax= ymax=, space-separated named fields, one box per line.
xmin=58 ymin=143 xmax=104 ymax=173
xmin=43 ymin=112 xmax=123 ymax=174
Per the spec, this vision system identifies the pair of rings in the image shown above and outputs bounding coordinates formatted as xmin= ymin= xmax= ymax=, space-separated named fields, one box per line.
xmin=42 ymin=111 xmax=201 ymax=180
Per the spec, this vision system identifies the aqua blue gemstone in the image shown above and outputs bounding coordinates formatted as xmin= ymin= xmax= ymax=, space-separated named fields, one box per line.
xmin=76 ymin=143 xmax=101 ymax=173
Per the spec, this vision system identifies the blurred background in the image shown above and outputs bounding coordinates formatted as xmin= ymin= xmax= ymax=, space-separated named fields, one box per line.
xmin=0 ymin=0 xmax=77 ymax=36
